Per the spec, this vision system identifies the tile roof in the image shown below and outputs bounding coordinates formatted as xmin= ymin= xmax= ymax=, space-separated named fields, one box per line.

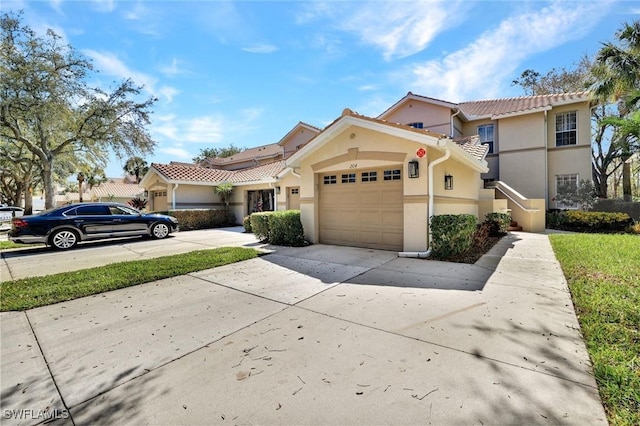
xmin=152 ymin=163 xmax=235 ymax=182
xmin=201 ymin=143 xmax=282 ymax=167
xmin=233 ymin=160 xmax=285 ymax=182
xmin=458 ymin=92 xmax=591 ymax=118
xmin=92 ymin=182 xmax=144 ymax=199
xmin=453 ymin=135 xmax=489 ymax=161
xmin=150 ymin=160 xmax=285 ymax=184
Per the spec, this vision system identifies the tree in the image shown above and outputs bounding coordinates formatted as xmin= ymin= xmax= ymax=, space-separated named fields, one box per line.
xmin=512 ymin=56 xmax=592 ymax=95
xmin=193 ymin=144 xmax=244 ymax=164
xmin=0 ymin=12 xmax=157 ymax=209
xmin=214 ymin=182 xmax=233 ymax=211
xmin=590 ymin=20 xmax=640 ymax=201
xmin=123 ymin=156 xmax=149 ymax=183
xmin=555 ymin=179 xmax=598 ymax=210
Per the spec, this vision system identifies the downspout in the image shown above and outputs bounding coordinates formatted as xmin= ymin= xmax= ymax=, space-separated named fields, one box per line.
xmin=544 ymin=110 xmax=549 ymax=209
xmin=172 ymin=183 xmax=179 ymax=210
xmin=399 ymin=142 xmax=451 ymax=259
xmin=450 ymin=108 xmax=461 ymax=138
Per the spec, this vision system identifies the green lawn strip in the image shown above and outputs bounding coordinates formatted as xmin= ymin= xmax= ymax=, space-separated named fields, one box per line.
xmin=0 ymin=247 xmax=258 ymax=312
xmin=0 ymin=241 xmax=40 ymax=250
xmin=549 ymin=234 xmax=640 ymax=426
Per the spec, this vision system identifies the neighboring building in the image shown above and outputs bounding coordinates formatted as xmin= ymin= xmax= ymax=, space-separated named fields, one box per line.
xmin=139 ymin=91 xmax=592 ymax=252
xmin=55 ymin=176 xmax=143 ymax=206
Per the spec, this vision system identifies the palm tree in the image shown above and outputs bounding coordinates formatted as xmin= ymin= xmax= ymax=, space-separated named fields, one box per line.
xmin=591 ymin=21 xmax=640 ymax=201
xmin=123 ymin=156 xmax=149 ymax=183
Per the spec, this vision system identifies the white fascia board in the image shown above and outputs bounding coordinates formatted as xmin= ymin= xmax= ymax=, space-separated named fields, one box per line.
xmin=286 ymin=115 xmax=442 ymax=168
xmin=491 ymin=106 xmax=552 ymax=120
xmin=232 ymin=178 xmax=278 ymax=187
xmin=441 ymin=139 xmax=489 ymax=173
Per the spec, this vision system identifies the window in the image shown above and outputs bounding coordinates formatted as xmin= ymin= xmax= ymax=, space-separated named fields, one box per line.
xmin=383 ymin=169 xmax=402 ymax=181
xmin=341 ymin=173 xmax=356 ymax=183
xmin=555 ymin=174 xmax=578 ymax=209
xmin=478 ymin=124 xmax=495 ymax=154
xmin=408 ymin=122 xmax=424 ymax=129
xmin=323 ymin=175 xmax=337 ymax=185
xmin=556 ymin=111 xmax=577 ymax=146
xmin=361 ymin=171 xmax=377 ymax=182
xmin=66 ymin=205 xmax=110 ymax=216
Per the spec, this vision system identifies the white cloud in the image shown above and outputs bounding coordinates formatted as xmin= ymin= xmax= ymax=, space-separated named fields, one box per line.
xmin=158 ymin=147 xmax=192 ymax=160
xmin=242 ymin=44 xmax=278 ymax=54
xmin=160 ymin=57 xmax=187 ymax=77
xmin=82 ymin=49 xmax=178 ymax=103
xmin=408 ymin=1 xmax=611 ymax=102
xmin=297 ymin=1 xmax=466 ymax=60
xmin=184 ymin=116 xmax=224 ymax=143
xmin=153 ymin=114 xmax=224 ymax=144
xmin=341 ymin=1 xmax=465 ymax=60
xmin=91 ymin=0 xmax=116 ymax=13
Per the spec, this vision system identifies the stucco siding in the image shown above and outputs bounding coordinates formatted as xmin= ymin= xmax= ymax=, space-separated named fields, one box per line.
xmin=547 ymin=145 xmax=592 ymax=203
xmin=381 ymin=101 xmax=451 ymax=135
xmin=499 ymin=150 xmax=547 ymax=199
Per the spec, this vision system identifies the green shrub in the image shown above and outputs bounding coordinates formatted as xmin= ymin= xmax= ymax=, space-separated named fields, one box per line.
xmin=268 ymin=210 xmax=305 ymax=246
xmin=547 ymin=210 xmax=633 ymax=233
xmin=431 ymin=214 xmax=477 ymax=258
xmin=243 ymin=215 xmax=252 ymax=233
xmin=565 ymin=211 xmax=633 ymax=233
xmin=250 ymin=212 xmax=273 ymax=241
xmin=168 ymin=209 xmax=235 ymax=231
xmin=485 ymin=212 xmax=511 ymax=235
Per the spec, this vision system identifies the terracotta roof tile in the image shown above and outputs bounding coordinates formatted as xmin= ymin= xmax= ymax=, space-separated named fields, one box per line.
xmin=92 ymin=182 xmax=144 ymax=199
xmin=152 ymin=163 xmax=235 ymax=182
xmin=453 ymin=135 xmax=489 ymax=161
xmin=202 ymin=143 xmax=282 ymax=167
xmin=150 ymin=160 xmax=286 ymax=184
xmin=233 ymin=160 xmax=285 ymax=182
xmin=458 ymin=92 xmax=591 ymax=118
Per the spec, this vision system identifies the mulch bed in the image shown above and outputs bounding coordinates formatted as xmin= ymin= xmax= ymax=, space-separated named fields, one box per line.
xmin=429 ymin=234 xmax=506 ymax=264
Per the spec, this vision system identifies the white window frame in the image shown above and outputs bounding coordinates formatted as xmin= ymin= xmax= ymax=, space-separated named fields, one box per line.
xmin=478 ymin=124 xmax=495 ymax=154
xmin=555 ymin=173 xmax=578 ymax=209
xmin=555 ymin=111 xmax=577 ymax=146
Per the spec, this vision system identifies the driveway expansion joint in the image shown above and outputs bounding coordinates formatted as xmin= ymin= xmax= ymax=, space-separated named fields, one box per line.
xmin=24 ymin=311 xmax=75 ymax=425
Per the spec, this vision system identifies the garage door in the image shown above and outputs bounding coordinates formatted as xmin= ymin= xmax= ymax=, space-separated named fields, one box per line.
xmin=319 ymin=167 xmax=403 ymax=251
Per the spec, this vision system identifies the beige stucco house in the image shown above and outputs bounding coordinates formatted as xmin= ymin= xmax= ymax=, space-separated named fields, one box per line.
xmin=139 ymin=91 xmax=593 ymax=253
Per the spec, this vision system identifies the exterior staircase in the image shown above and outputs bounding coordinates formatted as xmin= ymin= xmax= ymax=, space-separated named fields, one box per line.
xmin=508 ymin=221 xmax=523 ymax=232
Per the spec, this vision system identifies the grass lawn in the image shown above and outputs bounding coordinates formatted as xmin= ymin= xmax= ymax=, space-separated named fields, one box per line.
xmin=549 ymin=233 xmax=639 ymax=426
xmin=0 ymin=247 xmax=258 ymax=311
xmin=0 ymin=240 xmax=38 ymax=250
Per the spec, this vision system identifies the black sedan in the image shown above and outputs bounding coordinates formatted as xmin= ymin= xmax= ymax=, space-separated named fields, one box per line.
xmin=9 ymin=202 xmax=179 ymax=250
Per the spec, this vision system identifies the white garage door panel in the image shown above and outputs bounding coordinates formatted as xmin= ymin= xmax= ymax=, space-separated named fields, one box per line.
xmin=319 ymin=167 xmax=403 ymax=251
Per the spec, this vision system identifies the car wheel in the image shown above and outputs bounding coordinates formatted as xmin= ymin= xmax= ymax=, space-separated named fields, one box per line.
xmin=49 ymin=229 xmax=79 ymax=250
xmin=150 ymin=222 xmax=170 ymax=239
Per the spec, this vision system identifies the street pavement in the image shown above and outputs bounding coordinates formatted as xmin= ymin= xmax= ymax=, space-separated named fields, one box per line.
xmin=0 ymin=229 xmax=607 ymax=425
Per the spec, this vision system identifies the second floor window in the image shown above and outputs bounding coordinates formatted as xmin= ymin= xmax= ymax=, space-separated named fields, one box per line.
xmin=556 ymin=111 xmax=577 ymax=146
xmin=478 ymin=124 xmax=494 ymax=154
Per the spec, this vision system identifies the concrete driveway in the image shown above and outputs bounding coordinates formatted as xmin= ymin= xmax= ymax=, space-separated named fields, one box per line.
xmin=0 ymin=227 xmax=260 ymax=280
xmin=0 ymin=231 xmax=606 ymax=425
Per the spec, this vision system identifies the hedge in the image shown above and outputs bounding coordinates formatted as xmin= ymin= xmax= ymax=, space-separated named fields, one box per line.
xmin=431 ymin=214 xmax=477 ymax=258
xmin=155 ymin=209 xmax=235 ymax=231
xmin=546 ymin=210 xmax=633 ymax=233
xmin=485 ymin=212 xmax=511 ymax=236
xmin=249 ymin=210 xmax=306 ymax=246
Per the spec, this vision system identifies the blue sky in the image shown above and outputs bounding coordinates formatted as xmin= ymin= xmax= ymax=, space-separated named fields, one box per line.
xmin=3 ymin=0 xmax=637 ymax=178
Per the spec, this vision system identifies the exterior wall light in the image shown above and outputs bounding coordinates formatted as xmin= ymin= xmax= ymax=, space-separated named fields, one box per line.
xmin=408 ymin=160 xmax=419 ymax=178
xmin=444 ymin=174 xmax=453 ymax=190
xmin=276 ymin=186 xmax=281 ymax=194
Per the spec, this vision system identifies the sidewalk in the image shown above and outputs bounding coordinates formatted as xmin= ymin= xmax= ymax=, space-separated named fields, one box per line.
xmin=0 ymin=232 xmax=607 ymax=425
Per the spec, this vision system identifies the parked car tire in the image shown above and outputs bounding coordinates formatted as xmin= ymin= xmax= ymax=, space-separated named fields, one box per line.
xmin=49 ymin=228 xmax=79 ymax=250
xmin=150 ymin=222 xmax=170 ymax=239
